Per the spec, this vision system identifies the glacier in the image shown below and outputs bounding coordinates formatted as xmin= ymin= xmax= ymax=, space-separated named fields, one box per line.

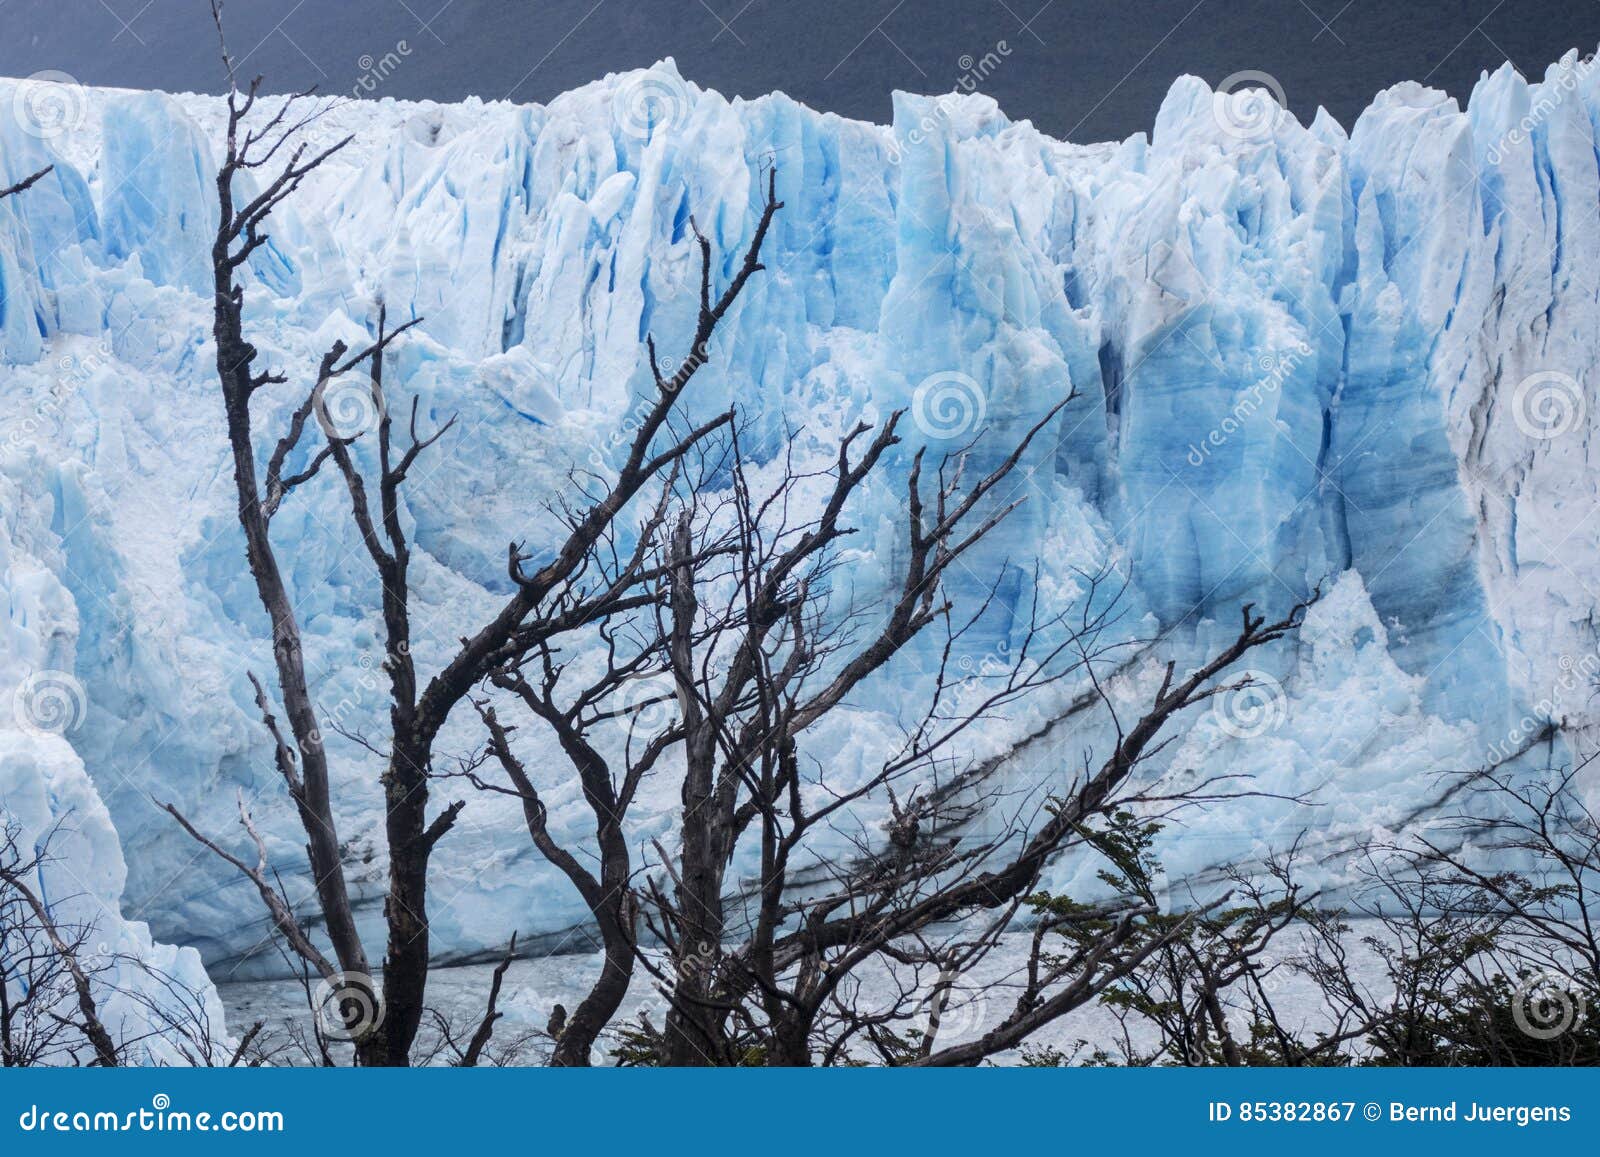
xmin=2 ymin=49 xmax=1599 ymax=997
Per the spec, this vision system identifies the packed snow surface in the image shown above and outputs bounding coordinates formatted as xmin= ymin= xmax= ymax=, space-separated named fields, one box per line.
xmin=3 ymin=52 xmax=1600 ymax=998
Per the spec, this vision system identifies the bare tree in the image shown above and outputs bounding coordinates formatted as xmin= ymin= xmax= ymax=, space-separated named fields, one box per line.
xmin=803 ymin=601 xmax=1311 ymax=1069
xmin=1409 ymin=761 xmax=1600 ymax=991
xmin=0 ymin=818 xmax=118 ymax=1067
xmin=1058 ymin=823 xmax=1339 ymax=1067
xmin=170 ymin=1 xmax=784 ymax=1065
xmin=0 ymin=813 xmax=271 ymax=1068
xmin=1325 ymin=763 xmax=1600 ymax=1065
xmin=457 ymin=199 xmax=784 ymax=1066
xmin=468 ymin=327 xmax=1317 ymax=1064
xmin=639 ymin=407 xmax=1091 ymax=1066
xmin=1071 ymin=763 xmax=1600 ymax=1068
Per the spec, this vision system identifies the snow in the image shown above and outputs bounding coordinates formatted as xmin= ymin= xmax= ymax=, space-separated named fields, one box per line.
xmin=2 ymin=49 xmax=1599 ymax=1012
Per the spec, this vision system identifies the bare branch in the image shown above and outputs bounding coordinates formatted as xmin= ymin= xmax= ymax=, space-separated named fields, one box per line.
xmin=159 ymin=794 xmax=336 ymax=982
xmin=459 ymin=934 xmax=517 ymax=1067
xmin=0 ymin=166 xmax=53 ymax=202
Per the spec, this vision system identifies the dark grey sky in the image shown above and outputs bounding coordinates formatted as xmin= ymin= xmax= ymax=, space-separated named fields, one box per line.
xmin=2 ymin=1 xmax=1598 ymax=143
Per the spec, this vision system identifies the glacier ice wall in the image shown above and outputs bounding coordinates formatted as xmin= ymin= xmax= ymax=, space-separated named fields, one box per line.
xmin=0 ymin=457 xmax=227 ymax=1058
xmin=3 ymin=52 xmax=1599 ymax=975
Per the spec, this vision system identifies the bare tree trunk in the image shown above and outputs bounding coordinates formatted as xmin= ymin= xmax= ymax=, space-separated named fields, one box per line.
xmin=183 ymin=8 xmax=786 ymax=1067
xmin=548 ymin=779 xmax=637 ymax=1066
xmin=376 ymin=732 xmax=430 ymax=1065
xmin=476 ymin=704 xmax=637 ymax=1066
xmin=552 ymin=898 xmax=634 ymax=1067
xmin=212 ymin=256 xmax=371 ymax=997
xmin=461 ymin=178 xmax=784 ymax=1067
xmin=664 ymin=511 xmax=732 ymax=1066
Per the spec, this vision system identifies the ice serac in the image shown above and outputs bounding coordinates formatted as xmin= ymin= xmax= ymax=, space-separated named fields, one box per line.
xmin=2 ymin=52 xmax=1598 ymax=978
xmin=0 ymin=458 xmax=228 ymax=1060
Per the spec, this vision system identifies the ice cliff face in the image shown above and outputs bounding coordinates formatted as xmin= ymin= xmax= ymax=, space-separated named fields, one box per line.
xmin=1 ymin=459 xmax=226 ymax=1056
xmin=2 ymin=53 xmax=1598 ymax=977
